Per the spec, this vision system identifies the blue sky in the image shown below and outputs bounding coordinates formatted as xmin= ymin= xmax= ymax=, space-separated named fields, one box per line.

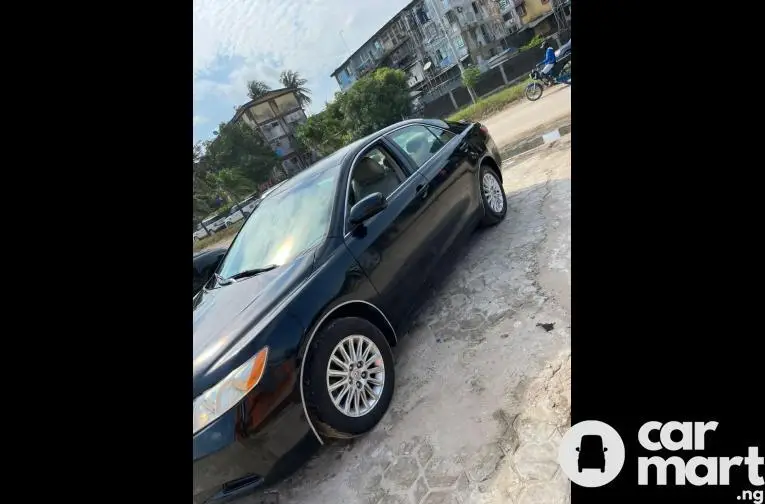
xmin=193 ymin=0 xmax=415 ymax=144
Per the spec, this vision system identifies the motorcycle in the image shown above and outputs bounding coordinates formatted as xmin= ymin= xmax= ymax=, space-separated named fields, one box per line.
xmin=524 ymin=49 xmax=571 ymax=102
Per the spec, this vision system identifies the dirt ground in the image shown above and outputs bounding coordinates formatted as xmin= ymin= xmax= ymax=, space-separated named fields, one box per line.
xmin=230 ymin=132 xmax=573 ymax=504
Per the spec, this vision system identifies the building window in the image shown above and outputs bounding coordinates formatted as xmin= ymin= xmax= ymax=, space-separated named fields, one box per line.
xmin=480 ymin=24 xmax=492 ymax=42
xmin=516 ymin=4 xmax=527 ymax=17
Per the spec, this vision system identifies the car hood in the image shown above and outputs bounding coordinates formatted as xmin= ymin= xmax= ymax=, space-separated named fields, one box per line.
xmin=192 ymin=250 xmax=314 ymax=384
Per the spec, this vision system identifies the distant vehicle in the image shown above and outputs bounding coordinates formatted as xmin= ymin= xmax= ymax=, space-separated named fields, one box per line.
xmin=555 ymin=39 xmax=571 ymax=59
xmin=576 ymin=434 xmax=607 ymax=472
xmin=193 ymin=214 xmax=226 ymax=242
xmin=224 ymin=206 xmax=247 ymax=227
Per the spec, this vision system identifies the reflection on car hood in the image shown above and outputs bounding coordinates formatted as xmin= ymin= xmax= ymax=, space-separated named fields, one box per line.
xmin=192 ymin=250 xmax=314 ymax=382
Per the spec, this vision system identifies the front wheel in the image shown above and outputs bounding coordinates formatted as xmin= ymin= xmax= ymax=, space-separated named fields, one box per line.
xmin=479 ymin=163 xmax=507 ymax=227
xmin=525 ymin=82 xmax=544 ymax=101
xmin=304 ymin=317 xmax=395 ymax=439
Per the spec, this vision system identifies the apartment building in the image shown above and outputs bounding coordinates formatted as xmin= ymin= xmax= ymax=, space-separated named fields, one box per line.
xmin=331 ymin=0 xmax=523 ymax=94
xmin=231 ymin=88 xmax=314 ymax=176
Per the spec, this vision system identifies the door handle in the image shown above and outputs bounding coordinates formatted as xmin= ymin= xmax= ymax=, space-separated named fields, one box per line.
xmin=416 ymin=183 xmax=429 ymax=199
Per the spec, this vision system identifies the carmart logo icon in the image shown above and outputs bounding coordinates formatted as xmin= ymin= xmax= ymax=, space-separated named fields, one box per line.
xmin=558 ymin=420 xmax=626 ymax=487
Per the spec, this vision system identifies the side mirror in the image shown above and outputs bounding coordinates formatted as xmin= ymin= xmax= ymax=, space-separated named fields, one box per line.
xmin=603 ymin=447 xmax=608 ymax=452
xmin=575 ymin=447 xmax=580 ymax=452
xmin=349 ymin=192 xmax=387 ymax=226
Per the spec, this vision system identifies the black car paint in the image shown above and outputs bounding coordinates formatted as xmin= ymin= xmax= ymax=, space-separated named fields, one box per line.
xmin=193 ymin=119 xmax=502 ymax=503
xmin=194 ymin=248 xmax=228 ymax=296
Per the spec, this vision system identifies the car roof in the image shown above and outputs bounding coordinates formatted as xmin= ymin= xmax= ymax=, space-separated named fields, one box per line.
xmin=257 ymin=119 xmax=455 ymax=201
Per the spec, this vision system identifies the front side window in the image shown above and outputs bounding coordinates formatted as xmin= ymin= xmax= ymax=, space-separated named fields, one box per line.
xmin=388 ymin=125 xmax=451 ymax=168
xmin=348 ymin=146 xmax=406 ymax=208
xmin=217 ymin=168 xmax=339 ymax=279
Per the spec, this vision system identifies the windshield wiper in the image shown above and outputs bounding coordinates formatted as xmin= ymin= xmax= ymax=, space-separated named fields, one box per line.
xmin=220 ymin=264 xmax=280 ymax=284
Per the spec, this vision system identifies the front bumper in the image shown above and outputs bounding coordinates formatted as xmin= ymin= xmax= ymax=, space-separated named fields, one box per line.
xmin=193 ymin=362 xmax=315 ymax=503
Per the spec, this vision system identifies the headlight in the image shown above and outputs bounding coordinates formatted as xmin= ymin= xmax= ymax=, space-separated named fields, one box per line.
xmin=192 ymin=347 xmax=269 ymax=434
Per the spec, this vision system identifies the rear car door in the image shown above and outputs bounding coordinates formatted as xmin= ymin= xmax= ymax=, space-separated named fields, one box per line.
xmin=342 ymin=140 xmax=432 ymax=328
xmin=386 ymin=123 xmax=479 ymax=268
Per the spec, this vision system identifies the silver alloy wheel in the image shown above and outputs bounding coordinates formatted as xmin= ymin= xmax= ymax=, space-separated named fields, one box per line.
xmin=482 ymin=172 xmax=505 ymax=214
xmin=326 ymin=335 xmax=386 ymax=418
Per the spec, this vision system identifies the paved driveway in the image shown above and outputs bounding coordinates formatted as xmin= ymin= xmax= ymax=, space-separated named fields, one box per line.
xmin=243 ymin=135 xmax=573 ymax=504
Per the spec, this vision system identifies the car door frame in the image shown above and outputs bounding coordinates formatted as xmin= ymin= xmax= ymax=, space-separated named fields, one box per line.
xmin=341 ymin=136 xmax=425 ymax=237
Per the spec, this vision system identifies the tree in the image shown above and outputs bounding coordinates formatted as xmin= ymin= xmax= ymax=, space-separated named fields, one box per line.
xmin=205 ymin=121 xmax=278 ymax=186
xmin=461 ymin=66 xmax=481 ymax=96
xmin=294 ymin=69 xmax=413 ymax=157
xmin=279 ymin=70 xmax=312 ymax=108
xmin=246 ymin=80 xmax=271 ymax=100
xmin=294 ymin=93 xmax=351 ymax=156
xmin=205 ymin=168 xmax=255 ymax=218
xmin=340 ymin=68 xmax=412 ymax=138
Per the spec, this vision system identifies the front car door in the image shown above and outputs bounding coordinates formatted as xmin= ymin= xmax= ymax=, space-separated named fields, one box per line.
xmin=342 ymin=139 xmax=432 ymax=328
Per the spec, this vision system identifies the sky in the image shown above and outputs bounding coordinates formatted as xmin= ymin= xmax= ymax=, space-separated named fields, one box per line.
xmin=193 ymin=0 xmax=416 ymax=144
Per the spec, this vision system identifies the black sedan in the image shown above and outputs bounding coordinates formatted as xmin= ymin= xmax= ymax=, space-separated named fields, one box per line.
xmin=193 ymin=119 xmax=507 ymax=503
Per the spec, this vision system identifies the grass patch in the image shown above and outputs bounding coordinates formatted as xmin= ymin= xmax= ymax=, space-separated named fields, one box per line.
xmin=447 ymin=79 xmax=531 ymax=123
xmin=193 ymin=221 xmax=243 ymax=252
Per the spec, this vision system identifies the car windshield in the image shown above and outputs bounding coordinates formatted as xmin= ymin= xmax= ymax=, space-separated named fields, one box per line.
xmin=217 ymin=167 xmax=339 ymax=280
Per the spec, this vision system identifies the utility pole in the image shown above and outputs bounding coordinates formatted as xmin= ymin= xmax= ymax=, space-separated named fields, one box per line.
xmin=424 ymin=0 xmax=477 ymax=103
xmin=339 ymin=30 xmax=352 ymax=58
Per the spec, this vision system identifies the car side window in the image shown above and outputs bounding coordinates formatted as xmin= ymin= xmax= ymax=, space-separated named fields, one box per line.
xmin=426 ymin=126 xmax=456 ymax=146
xmin=348 ymin=145 xmax=407 ymax=209
xmin=388 ymin=125 xmax=447 ymax=168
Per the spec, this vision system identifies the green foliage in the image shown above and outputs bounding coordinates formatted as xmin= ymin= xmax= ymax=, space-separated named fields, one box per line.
xmin=520 ymin=35 xmax=545 ymax=52
xmin=447 ymin=79 xmax=531 ymax=122
xmin=246 ymin=80 xmax=271 ymax=100
xmin=340 ymin=68 xmax=412 ymax=138
xmin=295 ymin=94 xmax=352 ymax=156
xmin=280 ymin=70 xmax=312 ymax=107
xmin=462 ymin=67 xmax=481 ymax=91
xmin=296 ymin=68 xmax=412 ymax=157
xmin=193 ymin=121 xmax=278 ymax=226
xmin=205 ymin=121 xmax=278 ymax=185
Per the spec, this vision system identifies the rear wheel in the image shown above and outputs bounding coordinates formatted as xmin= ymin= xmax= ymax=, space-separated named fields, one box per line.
xmin=479 ymin=163 xmax=507 ymax=227
xmin=304 ymin=317 xmax=395 ymax=439
xmin=525 ymin=82 xmax=544 ymax=101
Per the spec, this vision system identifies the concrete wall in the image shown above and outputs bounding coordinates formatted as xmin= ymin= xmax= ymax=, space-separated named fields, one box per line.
xmin=421 ymin=45 xmax=547 ymax=119
xmin=520 ymin=0 xmax=553 ymax=24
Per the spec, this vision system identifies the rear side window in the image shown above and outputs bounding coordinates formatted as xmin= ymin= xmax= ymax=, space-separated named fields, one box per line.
xmin=388 ymin=125 xmax=448 ymax=168
xmin=427 ymin=126 xmax=456 ymax=146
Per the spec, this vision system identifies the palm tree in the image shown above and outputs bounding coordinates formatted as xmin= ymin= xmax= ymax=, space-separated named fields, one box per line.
xmin=279 ymin=70 xmax=312 ymax=108
xmin=246 ymin=80 xmax=271 ymax=100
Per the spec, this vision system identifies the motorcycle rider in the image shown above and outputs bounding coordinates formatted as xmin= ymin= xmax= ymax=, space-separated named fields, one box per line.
xmin=539 ymin=41 xmax=558 ymax=83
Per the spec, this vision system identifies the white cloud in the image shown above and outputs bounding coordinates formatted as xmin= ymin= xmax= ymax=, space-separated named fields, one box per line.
xmin=193 ymin=115 xmax=208 ymax=126
xmin=193 ymin=0 xmax=414 ymax=138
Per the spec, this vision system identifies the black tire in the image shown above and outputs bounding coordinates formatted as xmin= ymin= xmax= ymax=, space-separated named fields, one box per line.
xmin=304 ymin=317 xmax=395 ymax=439
xmin=479 ymin=163 xmax=507 ymax=227
xmin=525 ymin=82 xmax=544 ymax=101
